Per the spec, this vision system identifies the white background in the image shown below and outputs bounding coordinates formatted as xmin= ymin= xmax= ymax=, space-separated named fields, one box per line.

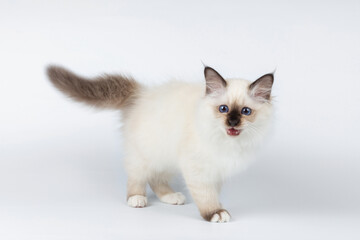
xmin=1 ymin=0 xmax=360 ymax=239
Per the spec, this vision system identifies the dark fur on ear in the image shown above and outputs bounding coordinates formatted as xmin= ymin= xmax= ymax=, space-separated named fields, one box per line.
xmin=47 ymin=65 xmax=140 ymax=109
xmin=249 ymin=73 xmax=274 ymax=102
xmin=204 ymin=67 xmax=227 ymax=95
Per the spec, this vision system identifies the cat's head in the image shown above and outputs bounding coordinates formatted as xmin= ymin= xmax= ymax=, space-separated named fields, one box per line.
xmin=203 ymin=67 xmax=274 ymax=138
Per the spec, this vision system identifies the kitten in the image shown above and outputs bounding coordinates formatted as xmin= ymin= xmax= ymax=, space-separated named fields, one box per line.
xmin=47 ymin=65 xmax=274 ymax=223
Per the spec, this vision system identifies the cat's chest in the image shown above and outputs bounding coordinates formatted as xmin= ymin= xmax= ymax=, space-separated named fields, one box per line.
xmin=208 ymin=144 xmax=248 ymax=167
xmin=183 ymin=140 xmax=252 ymax=179
xmin=207 ymin=137 xmax=248 ymax=158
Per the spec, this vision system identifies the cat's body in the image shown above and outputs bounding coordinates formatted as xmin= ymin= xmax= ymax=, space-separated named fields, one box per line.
xmin=47 ymin=66 xmax=274 ymax=222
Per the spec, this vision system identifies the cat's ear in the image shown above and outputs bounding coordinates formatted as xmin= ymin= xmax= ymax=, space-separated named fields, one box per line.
xmin=204 ymin=67 xmax=227 ymax=96
xmin=249 ymin=73 xmax=274 ymax=102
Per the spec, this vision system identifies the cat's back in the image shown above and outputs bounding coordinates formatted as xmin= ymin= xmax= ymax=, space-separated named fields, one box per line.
xmin=131 ymin=80 xmax=203 ymax=118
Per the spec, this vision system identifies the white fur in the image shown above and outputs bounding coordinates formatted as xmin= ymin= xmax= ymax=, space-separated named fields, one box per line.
xmin=122 ymin=79 xmax=272 ymax=184
xmin=127 ymin=195 xmax=147 ymax=208
xmin=49 ymin=65 xmax=273 ymax=222
xmin=160 ymin=192 xmax=186 ymax=205
xmin=211 ymin=211 xmax=231 ymax=223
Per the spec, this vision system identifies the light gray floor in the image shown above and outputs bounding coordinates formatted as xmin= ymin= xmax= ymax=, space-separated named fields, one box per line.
xmin=1 ymin=128 xmax=359 ymax=240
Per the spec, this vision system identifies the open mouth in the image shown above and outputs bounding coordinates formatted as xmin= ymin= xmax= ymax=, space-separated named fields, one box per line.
xmin=226 ymin=128 xmax=241 ymax=136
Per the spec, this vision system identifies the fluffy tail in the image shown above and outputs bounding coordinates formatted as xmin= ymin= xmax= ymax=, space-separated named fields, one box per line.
xmin=47 ymin=65 xmax=140 ymax=109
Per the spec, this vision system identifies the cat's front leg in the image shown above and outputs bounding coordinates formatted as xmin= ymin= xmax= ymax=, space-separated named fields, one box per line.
xmin=185 ymin=179 xmax=230 ymax=223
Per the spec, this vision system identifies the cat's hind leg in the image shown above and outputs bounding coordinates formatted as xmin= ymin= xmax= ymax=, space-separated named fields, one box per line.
xmin=149 ymin=173 xmax=185 ymax=205
xmin=127 ymin=174 xmax=148 ymax=208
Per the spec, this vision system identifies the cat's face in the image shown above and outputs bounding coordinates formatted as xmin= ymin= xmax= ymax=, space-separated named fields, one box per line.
xmin=204 ymin=67 xmax=274 ymax=137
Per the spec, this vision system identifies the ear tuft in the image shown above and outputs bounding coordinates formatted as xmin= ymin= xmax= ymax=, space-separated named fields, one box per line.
xmin=248 ymin=73 xmax=274 ymax=102
xmin=204 ymin=67 xmax=227 ymax=96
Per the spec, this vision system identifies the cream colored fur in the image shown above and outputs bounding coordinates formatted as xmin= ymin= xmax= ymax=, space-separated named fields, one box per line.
xmin=122 ymin=80 xmax=273 ymax=222
xmin=47 ymin=66 xmax=274 ymax=223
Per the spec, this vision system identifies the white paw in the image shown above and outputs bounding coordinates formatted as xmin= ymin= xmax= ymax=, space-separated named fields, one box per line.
xmin=127 ymin=195 xmax=147 ymax=208
xmin=160 ymin=192 xmax=186 ymax=205
xmin=210 ymin=210 xmax=231 ymax=223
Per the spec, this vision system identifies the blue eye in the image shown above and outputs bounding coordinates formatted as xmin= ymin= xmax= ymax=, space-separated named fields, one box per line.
xmin=241 ymin=107 xmax=252 ymax=115
xmin=219 ymin=105 xmax=229 ymax=113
